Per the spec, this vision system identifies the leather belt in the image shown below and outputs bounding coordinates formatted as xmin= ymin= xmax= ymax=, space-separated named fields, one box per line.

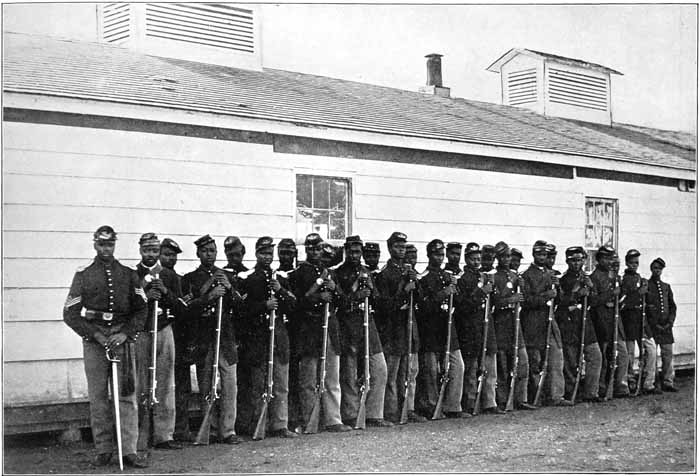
xmin=85 ymin=309 xmax=127 ymax=325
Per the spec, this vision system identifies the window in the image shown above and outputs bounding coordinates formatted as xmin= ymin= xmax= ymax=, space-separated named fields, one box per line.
xmin=584 ymin=197 xmax=618 ymax=271
xmin=296 ymin=175 xmax=351 ymax=242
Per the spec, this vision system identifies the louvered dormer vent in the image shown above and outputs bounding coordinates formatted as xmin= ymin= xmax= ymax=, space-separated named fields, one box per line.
xmin=98 ymin=3 xmax=262 ymax=70
xmin=507 ymin=68 xmax=538 ymax=106
xmin=547 ymin=68 xmax=608 ymax=112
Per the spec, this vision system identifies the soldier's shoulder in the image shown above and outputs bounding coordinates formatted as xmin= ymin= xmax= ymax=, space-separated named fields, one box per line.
xmin=74 ymin=260 xmax=95 ymax=273
xmin=237 ymin=268 xmax=256 ymax=279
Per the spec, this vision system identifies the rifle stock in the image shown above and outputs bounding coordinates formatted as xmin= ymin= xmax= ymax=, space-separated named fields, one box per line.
xmin=634 ymin=283 xmax=647 ymax=397
xmin=305 ymin=301 xmax=330 ymax=434
xmin=568 ymin=293 xmax=588 ymax=404
xmin=149 ymin=282 xmax=160 ymax=407
xmin=505 ymin=278 xmax=521 ymax=412
xmin=533 ymin=283 xmax=556 ymax=407
xmin=194 ymin=295 xmax=223 ymax=446
xmin=253 ymin=272 xmax=277 ymax=441
xmin=605 ymin=278 xmax=620 ymax=401
xmin=354 ymin=295 xmax=370 ymax=430
xmin=432 ymin=283 xmax=454 ymax=420
xmin=399 ymin=289 xmax=414 ymax=425
xmin=473 ymin=284 xmax=492 ymax=416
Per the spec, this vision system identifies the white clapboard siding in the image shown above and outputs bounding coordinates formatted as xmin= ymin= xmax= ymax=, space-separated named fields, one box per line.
xmin=5 ymin=174 xmax=291 ymax=216
xmin=620 ymin=211 xmax=696 ymax=232
xmin=4 ymin=288 xmax=70 ymax=322
xmin=622 ymin=230 xmax=696 ymax=250
xmin=4 ymin=148 xmax=292 ymax=191
xmin=3 ymin=122 xmax=275 ymax=167
xmin=3 ymin=204 xmax=293 ymax=238
xmin=5 ymin=359 xmax=88 ymax=404
xmin=356 ymin=175 xmax=582 ymax=209
xmin=4 ymin=321 xmax=84 ymax=362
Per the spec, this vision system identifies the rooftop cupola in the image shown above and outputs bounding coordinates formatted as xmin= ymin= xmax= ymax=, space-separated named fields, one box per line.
xmin=98 ymin=3 xmax=261 ymax=70
xmin=487 ymin=48 xmax=623 ymax=125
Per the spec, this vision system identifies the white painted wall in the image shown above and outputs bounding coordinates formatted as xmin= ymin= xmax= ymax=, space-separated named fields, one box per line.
xmin=3 ymin=120 xmax=695 ymax=405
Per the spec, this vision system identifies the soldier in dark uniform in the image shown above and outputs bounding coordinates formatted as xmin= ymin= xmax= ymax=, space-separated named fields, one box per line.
xmin=402 ymin=243 xmax=422 ymax=418
xmin=589 ymin=246 xmax=630 ymax=398
xmin=293 ymin=233 xmax=350 ymax=432
xmin=646 ymin=257 xmax=678 ymax=392
xmin=374 ymin=232 xmax=425 ymax=424
xmin=135 ymin=233 xmax=183 ymax=452
xmin=480 ymin=244 xmax=496 ymax=273
xmin=454 ymin=243 xmax=502 ymax=414
xmin=236 ymin=237 xmax=298 ymax=438
xmin=181 ymin=235 xmax=242 ymax=444
xmin=444 ymin=242 xmax=463 ymax=275
xmin=491 ymin=242 xmax=535 ymax=411
xmin=555 ymin=247 xmax=602 ymax=402
xmin=321 ymin=242 xmax=343 ymax=269
xmin=160 ymin=238 xmax=195 ymax=442
xmin=63 ymin=226 xmax=148 ymax=468
xmin=415 ymin=239 xmax=467 ymax=419
xmin=336 ymin=235 xmax=392 ymax=427
xmin=363 ymin=242 xmax=381 ymax=274
xmin=224 ymin=236 xmax=248 ymax=274
xmin=405 ymin=244 xmax=418 ymax=269
xmin=510 ymin=248 xmax=523 ymax=273
xmin=620 ymin=250 xmax=658 ymax=394
xmin=521 ymin=241 xmax=570 ymax=406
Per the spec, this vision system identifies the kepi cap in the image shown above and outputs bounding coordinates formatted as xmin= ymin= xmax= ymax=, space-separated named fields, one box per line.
xmin=596 ymin=245 xmax=615 ymax=259
xmin=194 ymin=234 xmax=215 ymax=249
xmin=278 ymin=238 xmax=296 ymax=251
xmin=344 ymin=235 xmax=364 ymax=248
xmin=93 ymin=225 xmax=117 ymax=242
xmin=223 ymin=236 xmax=243 ymax=250
xmin=405 ymin=244 xmax=417 ymax=254
xmin=255 ymin=236 xmax=275 ymax=251
xmin=546 ymin=243 xmax=557 ymax=255
xmin=494 ymin=241 xmax=510 ymax=257
xmin=426 ymin=239 xmax=445 ymax=254
xmin=625 ymin=249 xmax=641 ymax=259
xmin=565 ymin=246 xmax=585 ymax=258
xmin=161 ymin=238 xmax=182 ymax=254
xmin=532 ymin=240 xmax=548 ymax=253
xmin=510 ymin=248 xmax=523 ymax=259
xmin=363 ymin=242 xmax=380 ymax=253
xmin=464 ymin=242 xmax=480 ymax=256
xmin=138 ymin=232 xmax=160 ymax=247
xmin=304 ymin=233 xmax=323 ymax=247
xmin=481 ymin=244 xmax=495 ymax=256
xmin=651 ymin=257 xmax=666 ymax=268
xmin=387 ymin=231 xmax=407 ymax=247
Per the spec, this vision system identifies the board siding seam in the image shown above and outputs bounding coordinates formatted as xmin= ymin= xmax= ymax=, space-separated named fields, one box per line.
xmin=354 ymin=217 xmax=580 ymax=229
xmin=358 ymin=193 xmax=580 ymax=210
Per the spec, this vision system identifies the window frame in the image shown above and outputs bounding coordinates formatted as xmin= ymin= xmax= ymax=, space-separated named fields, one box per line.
xmin=293 ymin=171 xmax=354 ymax=245
xmin=584 ymin=196 xmax=619 ymax=271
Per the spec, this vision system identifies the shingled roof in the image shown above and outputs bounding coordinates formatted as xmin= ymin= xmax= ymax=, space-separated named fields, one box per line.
xmin=3 ymin=32 xmax=695 ymax=173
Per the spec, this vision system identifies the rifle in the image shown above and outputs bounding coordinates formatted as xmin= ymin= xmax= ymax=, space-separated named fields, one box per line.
xmin=533 ymin=281 xmax=556 ymax=407
xmin=304 ymin=277 xmax=329 ymax=434
xmin=505 ymin=275 xmax=522 ymax=412
xmin=148 ymin=273 xmax=160 ymax=407
xmin=194 ymin=294 xmax=223 ymax=446
xmin=634 ymin=278 xmax=647 ymax=397
xmin=106 ymin=349 xmax=124 ymax=471
xmin=605 ymin=275 xmax=620 ymax=401
xmin=399 ymin=268 xmax=415 ymax=424
xmin=355 ymin=272 xmax=371 ymax=430
xmin=432 ymin=270 xmax=455 ymax=420
xmin=253 ymin=271 xmax=277 ymax=440
xmin=473 ymin=273 xmax=492 ymax=415
xmin=568 ymin=297 xmax=588 ymax=405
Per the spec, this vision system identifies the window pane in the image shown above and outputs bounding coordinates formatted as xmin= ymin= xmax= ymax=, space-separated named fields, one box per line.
xmin=297 ymin=175 xmax=312 ymax=208
xmin=585 ymin=201 xmax=595 ymax=225
xmin=604 ymin=203 xmax=614 ymax=226
xmin=312 ymin=210 xmax=330 ymax=239
xmin=296 ymin=208 xmax=314 ymax=237
xmin=330 ymin=180 xmax=347 ymax=211
xmin=330 ymin=211 xmax=346 ymax=240
xmin=602 ymin=227 xmax=613 ymax=247
xmin=584 ymin=225 xmax=597 ymax=248
xmin=313 ymin=177 xmax=329 ymax=209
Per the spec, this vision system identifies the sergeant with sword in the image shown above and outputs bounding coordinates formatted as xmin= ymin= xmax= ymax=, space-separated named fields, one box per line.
xmin=134 ymin=233 xmax=184 ymax=453
xmin=237 ymin=237 xmax=298 ymax=439
xmin=63 ymin=226 xmax=148 ymax=468
xmin=182 ymin=235 xmax=242 ymax=445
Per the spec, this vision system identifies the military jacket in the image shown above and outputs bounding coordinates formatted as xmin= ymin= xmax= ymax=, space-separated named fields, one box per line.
xmin=290 ymin=260 xmax=341 ymax=358
xmin=181 ymin=265 xmax=238 ymax=365
xmin=454 ymin=267 xmax=497 ymax=357
xmin=589 ymin=267 xmax=625 ymax=344
xmin=135 ymin=263 xmax=184 ymax=332
xmin=374 ymin=259 xmax=419 ymax=355
xmin=554 ymin=270 xmax=597 ymax=347
xmin=334 ymin=261 xmax=383 ymax=355
xmin=416 ymin=265 xmax=459 ymax=353
xmin=491 ymin=266 xmax=526 ymax=351
xmin=237 ymin=265 xmax=295 ymax=365
xmin=64 ymin=257 xmax=148 ymax=342
xmin=521 ymin=264 xmax=562 ymax=349
xmin=646 ymin=277 xmax=676 ymax=345
xmin=620 ymin=269 xmax=648 ymax=341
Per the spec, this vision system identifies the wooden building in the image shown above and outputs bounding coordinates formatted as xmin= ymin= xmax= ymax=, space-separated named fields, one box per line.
xmin=2 ymin=5 xmax=696 ymax=434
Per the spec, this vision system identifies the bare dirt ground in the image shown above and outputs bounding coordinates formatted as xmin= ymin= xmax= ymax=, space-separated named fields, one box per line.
xmin=4 ymin=374 xmax=695 ymax=474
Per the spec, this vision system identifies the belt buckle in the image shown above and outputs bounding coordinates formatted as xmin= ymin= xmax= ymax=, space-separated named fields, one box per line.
xmin=103 ymin=312 xmax=114 ymax=321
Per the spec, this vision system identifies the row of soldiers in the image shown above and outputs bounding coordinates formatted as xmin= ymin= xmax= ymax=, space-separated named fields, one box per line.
xmin=63 ymin=226 xmax=678 ymax=468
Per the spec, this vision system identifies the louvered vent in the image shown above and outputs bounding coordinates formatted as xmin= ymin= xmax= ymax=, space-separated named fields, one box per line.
xmin=547 ymin=68 xmax=608 ymax=111
xmin=101 ymin=3 xmax=131 ymax=44
xmin=145 ymin=3 xmax=255 ymax=54
xmin=507 ymin=68 xmax=538 ymax=106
